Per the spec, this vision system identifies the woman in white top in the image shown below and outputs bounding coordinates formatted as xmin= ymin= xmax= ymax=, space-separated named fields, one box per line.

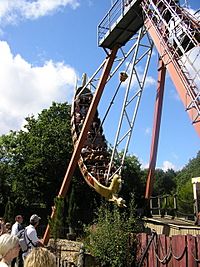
xmin=0 ymin=233 xmax=20 ymax=267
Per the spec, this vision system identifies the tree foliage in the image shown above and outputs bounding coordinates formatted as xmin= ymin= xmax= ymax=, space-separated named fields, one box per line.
xmin=49 ymin=196 xmax=65 ymax=240
xmin=153 ymin=169 xmax=177 ymax=196
xmin=176 ymin=151 xmax=200 ymax=187
xmin=0 ymin=101 xmax=101 ymax=228
xmin=121 ymin=154 xmax=144 ymax=203
xmin=177 ymin=180 xmax=194 ymax=216
xmin=175 ymin=151 xmax=200 ymax=216
xmin=0 ymin=102 xmax=73 ymax=221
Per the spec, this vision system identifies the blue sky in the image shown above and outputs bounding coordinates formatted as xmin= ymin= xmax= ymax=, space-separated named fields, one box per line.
xmin=0 ymin=0 xmax=199 ymax=172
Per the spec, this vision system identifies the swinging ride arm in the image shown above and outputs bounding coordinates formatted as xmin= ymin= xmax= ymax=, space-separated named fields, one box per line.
xmin=42 ymin=46 xmax=119 ymax=245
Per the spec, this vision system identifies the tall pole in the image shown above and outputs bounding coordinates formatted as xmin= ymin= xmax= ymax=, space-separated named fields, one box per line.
xmin=145 ymin=57 xmax=166 ymax=202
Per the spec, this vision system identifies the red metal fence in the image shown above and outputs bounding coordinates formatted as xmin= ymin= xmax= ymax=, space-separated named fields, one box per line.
xmin=136 ymin=232 xmax=200 ymax=267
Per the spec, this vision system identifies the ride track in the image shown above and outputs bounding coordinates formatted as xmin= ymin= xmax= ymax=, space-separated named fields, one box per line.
xmin=43 ymin=0 xmax=200 ymax=245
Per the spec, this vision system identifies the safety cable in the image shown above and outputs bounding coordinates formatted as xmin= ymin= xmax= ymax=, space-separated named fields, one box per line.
xmin=153 ymin=236 xmax=172 ymax=264
xmin=171 ymin=244 xmax=186 ymax=260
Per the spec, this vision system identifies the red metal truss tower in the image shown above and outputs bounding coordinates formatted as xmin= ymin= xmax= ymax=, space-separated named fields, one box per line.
xmin=43 ymin=0 xmax=200 ymax=244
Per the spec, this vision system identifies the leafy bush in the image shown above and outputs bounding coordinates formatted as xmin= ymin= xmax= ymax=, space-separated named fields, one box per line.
xmin=84 ymin=197 xmax=140 ymax=267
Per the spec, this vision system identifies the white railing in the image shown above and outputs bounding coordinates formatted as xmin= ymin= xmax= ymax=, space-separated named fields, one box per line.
xmin=97 ymin=0 xmax=127 ymax=45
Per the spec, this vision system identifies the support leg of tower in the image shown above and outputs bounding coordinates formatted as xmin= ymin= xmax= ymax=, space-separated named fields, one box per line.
xmin=145 ymin=58 xmax=166 ymax=213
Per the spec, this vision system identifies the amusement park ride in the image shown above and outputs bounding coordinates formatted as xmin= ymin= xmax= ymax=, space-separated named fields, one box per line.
xmin=43 ymin=0 xmax=200 ymax=244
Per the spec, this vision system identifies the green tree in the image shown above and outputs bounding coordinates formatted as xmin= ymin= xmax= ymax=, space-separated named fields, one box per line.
xmin=153 ymin=169 xmax=177 ymax=196
xmin=49 ymin=196 xmax=65 ymax=240
xmin=66 ymin=173 xmax=101 ymax=234
xmin=0 ymin=162 xmax=10 ymax=215
xmin=177 ymin=180 xmax=194 ymax=216
xmin=121 ymin=154 xmax=144 ymax=207
xmin=0 ymin=102 xmax=73 ymax=221
xmin=4 ymin=198 xmax=15 ymax=223
xmin=0 ymin=101 xmax=101 ymax=230
xmin=67 ymin=185 xmax=78 ymax=234
xmin=176 ymin=151 xmax=200 ymax=187
xmin=175 ymin=151 xmax=200 ymax=217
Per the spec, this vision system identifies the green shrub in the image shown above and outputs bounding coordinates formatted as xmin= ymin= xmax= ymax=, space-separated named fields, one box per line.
xmin=49 ymin=196 xmax=64 ymax=240
xmin=84 ymin=197 xmax=140 ymax=267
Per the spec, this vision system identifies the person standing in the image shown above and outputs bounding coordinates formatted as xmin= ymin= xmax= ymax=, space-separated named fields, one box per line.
xmin=0 ymin=218 xmax=6 ymax=236
xmin=11 ymin=215 xmax=24 ymax=267
xmin=5 ymin=223 xmax=11 ymax=234
xmin=22 ymin=214 xmax=44 ymax=260
xmin=11 ymin=215 xmax=23 ymax=236
xmin=24 ymin=247 xmax=56 ymax=267
xmin=195 ymin=211 xmax=200 ymax=226
xmin=0 ymin=233 xmax=20 ymax=267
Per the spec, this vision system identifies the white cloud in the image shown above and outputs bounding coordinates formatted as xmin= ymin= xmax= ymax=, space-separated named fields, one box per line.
xmin=169 ymin=87 xmax=181 ymax=102
xmin=0 ymin=0 xmax=80 ymax=26
xmin=161 ymin=160 xmax=176 ymax=171
xmin=140 ymin=160 xmax=177 ymax=171
xmin=145 ymin=127 xmax=151 ymax=135
xmin=141 ymin=161 xmax=149 ymax=170
xmin=0 ymin=41 xmax=77 ymax=135
xmin=122 ymin=63 xmax=156 ymax=89
xmin=87 ymin=0 xmax=93 ymax=7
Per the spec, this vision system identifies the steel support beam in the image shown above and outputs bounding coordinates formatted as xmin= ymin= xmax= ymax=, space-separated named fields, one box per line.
xmin=145 ymin=58 xmax=166 ymax=200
